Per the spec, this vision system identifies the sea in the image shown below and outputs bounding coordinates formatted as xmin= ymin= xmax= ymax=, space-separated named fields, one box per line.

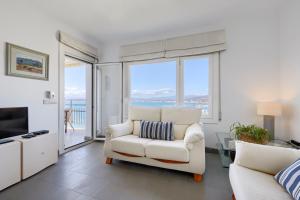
xmin=65 ymin=99 xmax=208 ymax=129
xmin=65 ymin=99 xmax=87 ymax=129
xmin=131 ymin=101 xmax=207 ymax=109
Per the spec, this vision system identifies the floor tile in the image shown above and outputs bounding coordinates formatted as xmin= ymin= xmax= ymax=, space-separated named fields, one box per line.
xmin=0 ymin=142 xmax=232 ymax=200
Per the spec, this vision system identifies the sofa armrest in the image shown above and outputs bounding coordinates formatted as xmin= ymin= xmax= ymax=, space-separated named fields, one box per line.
xmin=234 ymin=141 xmax=300 ymax=175
xmin=108 ymin=120 xmax=133 ymax=138
xmin=184 ymin=123 xmax=204 ymax=150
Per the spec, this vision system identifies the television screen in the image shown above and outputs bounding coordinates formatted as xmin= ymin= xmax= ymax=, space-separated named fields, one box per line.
xmin=0 ymin=107 xmax=28 ymax=140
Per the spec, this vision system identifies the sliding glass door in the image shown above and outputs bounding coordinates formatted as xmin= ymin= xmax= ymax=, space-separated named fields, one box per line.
xmin=64 ymin=56 xmax=93 ymax=148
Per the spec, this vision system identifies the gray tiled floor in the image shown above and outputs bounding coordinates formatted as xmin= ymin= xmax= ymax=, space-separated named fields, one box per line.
xmin=0 ymin=142 xmax=232 ymax=200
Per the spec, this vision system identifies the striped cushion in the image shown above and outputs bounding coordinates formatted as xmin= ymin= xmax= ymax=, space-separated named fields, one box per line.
xmin=139 ymin=120 xmax=174 ymax=141
xmin=275 ymin=158 xmax=300 ymax=200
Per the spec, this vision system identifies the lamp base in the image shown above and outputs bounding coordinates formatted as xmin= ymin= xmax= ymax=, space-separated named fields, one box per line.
xmin=263 ymin=115 xmax=274 ymax=140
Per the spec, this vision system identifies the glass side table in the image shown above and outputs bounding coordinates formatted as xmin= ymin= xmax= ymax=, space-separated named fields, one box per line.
xmin=216 ymin=132 xmax=297 ymax=168
xmin=216 ymin=132 xmax=235 ymax=168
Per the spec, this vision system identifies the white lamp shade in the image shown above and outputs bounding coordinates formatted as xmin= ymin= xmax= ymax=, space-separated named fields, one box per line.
xmin=257 ymin=102 xmax=282 ymax=116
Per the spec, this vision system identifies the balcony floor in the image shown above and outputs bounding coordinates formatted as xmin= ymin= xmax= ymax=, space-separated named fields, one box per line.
xmin=64 ymin=128 xmax=91 ymax=149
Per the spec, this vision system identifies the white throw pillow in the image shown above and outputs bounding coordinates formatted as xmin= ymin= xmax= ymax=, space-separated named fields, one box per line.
xmin=184 ymin=123 xmax=204 ymax=150
xmin=174 ymin=124 xmax=189 ymax=140
xmin=133 ymin=121 xmax=140 ymax=136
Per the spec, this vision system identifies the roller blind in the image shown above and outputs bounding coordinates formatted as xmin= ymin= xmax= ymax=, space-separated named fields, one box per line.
xmin=120 ymin=40 xmax=165 ymax=61
xmin=58 ymin=31 xmax=99 ymax=61
xmin=120 ymin=30 xmax=226 ymax=61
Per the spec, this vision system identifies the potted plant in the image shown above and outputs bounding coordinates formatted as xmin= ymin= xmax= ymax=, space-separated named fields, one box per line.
xmin=230 ymin=122 xmax=270 ymax=144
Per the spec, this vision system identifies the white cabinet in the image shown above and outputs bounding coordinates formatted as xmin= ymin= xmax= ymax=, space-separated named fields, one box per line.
xmin=0 ymin=141 xmax=21 ymax=190
xmin=18 ymin=133 xmax=58 ymax=179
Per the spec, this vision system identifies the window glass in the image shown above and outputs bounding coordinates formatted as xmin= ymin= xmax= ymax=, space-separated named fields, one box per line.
xmin=130 ymin=61 xmax=177 ymax=107
xmin=183 ymin=57 xmax=209 ymax=115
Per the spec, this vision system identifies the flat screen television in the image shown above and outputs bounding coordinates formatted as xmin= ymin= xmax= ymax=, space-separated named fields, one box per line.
xmin=0 ymin=107 xmax=28 ymax=140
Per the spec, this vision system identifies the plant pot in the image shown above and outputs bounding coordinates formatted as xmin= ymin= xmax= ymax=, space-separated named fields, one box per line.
xmin=238 ymin=133 xmax=268 ymax=145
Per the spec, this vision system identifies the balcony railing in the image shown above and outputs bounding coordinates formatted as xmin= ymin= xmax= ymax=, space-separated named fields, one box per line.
xmin=65 ymin=99 xmax=86 ymax=128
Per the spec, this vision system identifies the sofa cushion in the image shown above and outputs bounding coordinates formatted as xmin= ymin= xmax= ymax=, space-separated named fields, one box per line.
xmin=129 ymin=107 xmax=161 ymax=121
xmin=140 ymin=120 xmax=174 ymax=141
xmin=145 ymin=140 xmax=189 ymax=162
xmin=133 ymin=121 xmax=140 ymax=136
xmin=235 ymin=141 xmax=300 ymax=175
xmin=229 ymin=164 xmax=292 ymax=200
xmin=111 ymin=135 xmax=152 ymax=157
xmin=161 ymin=107 xmax=201 ymax=125
xmin=109 ymin=121 xmax=133 ymax=138
xmin=174 ymin=124 xmax=189 ymax=140
xmin=275 ymin=158 xmax=300 ymax=200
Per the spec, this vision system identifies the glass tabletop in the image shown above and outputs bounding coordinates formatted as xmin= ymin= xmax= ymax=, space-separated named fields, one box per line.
xmin=215 ymin=132 xmax=296 ymax=168
xmin=216 ymin=132 xmax=294 ymax=150
xmin=216 ymin=132 xmax=235 ymax=151
xmin=268 ymin=139 xmax=295 ymax=148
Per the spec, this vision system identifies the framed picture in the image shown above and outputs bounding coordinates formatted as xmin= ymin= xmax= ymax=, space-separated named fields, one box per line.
xmin=6 ymin=43 xmax=49 ymax=81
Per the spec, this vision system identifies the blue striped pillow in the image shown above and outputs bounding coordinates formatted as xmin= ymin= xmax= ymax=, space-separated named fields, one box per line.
xmin=275 ymin=158 xmax=300 ymax=200
xmin=139 ymin=120 xmax=174 ymax=141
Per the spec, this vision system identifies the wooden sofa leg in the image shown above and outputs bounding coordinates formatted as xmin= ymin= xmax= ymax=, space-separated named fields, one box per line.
xmin=193 ymin=174 xmax=203 ymax=182
xmin=106 ymin=158 xmax=113 ymax=165
xmin=232 ymin=193 xmax=236 ymax=200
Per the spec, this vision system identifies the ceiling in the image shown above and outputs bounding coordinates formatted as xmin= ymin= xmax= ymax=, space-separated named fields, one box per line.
xmin=25 ymin=0 xmax=286 ymax=44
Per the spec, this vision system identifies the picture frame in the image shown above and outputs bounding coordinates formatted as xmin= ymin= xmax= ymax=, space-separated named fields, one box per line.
xmin=6 ymin=43 xmax=49 ymax=81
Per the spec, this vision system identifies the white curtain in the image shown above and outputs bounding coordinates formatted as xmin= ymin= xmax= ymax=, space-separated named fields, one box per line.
xmin=120 ymin=30 xmax=226 ymax=62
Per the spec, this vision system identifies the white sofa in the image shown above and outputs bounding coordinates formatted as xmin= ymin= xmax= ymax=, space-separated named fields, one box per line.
xmin=230 ymin=141 xmax=300 ymax=200
xmin=104 ymin=106 xmax=205 ymax=182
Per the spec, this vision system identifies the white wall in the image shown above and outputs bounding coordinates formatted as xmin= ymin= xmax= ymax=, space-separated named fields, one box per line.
xmin=0 ymin=1 xmax=100 ymax=135
xmin=279 ymin=0 xmax=300 ymax=142
xmin=206 ymin=14 xmax=280 ymax=148
xmin=101 ymin=12 xmax=281 ymax=148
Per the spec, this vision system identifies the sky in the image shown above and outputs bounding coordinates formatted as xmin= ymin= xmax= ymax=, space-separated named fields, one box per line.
xmin=131 ymin=58 xmax=209 ymax=99
xmin=65 ymin=65 xmax=87 ymax=99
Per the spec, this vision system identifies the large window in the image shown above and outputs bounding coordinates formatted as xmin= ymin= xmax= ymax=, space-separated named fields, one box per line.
xmin=126 ymin=53 xmax=219 ymax=122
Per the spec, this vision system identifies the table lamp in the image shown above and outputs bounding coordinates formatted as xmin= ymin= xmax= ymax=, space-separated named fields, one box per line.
xmin=257 ymin=102 xmax=282 ymax=140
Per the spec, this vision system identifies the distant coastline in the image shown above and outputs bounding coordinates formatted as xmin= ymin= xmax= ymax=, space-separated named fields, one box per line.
xmin=64 ymin=98 xmax=208 ymax=129
xmin=130 ymin=101 xmax=208 ymax=113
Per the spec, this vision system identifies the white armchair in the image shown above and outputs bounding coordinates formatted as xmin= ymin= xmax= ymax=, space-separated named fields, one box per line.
xmin=104 ymin=107 xmax=206 ymax=182
xmin=230 ymin=141 xmax=300 ymax=200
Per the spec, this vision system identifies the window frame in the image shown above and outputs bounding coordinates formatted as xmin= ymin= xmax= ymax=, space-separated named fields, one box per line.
xmin=123 ymin=52 xmax=220 ymax=124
